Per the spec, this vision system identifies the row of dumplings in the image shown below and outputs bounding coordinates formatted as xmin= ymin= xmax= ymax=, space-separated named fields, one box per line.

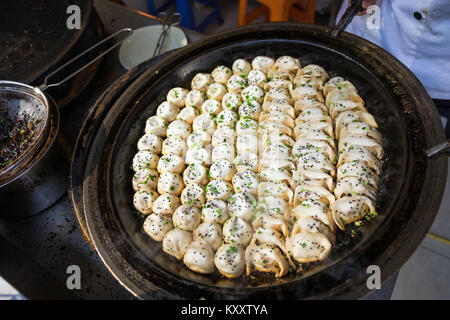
xmin=322 ymin=77 xmax=383 ymax=230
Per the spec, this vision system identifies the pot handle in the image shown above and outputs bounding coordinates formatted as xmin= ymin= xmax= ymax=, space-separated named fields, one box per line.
xmin=38 ymin=28 xmax=133 ymax=91
xmin=331 ymin=0 xmax=363 ymax=39
xmin=425 ymin=139 xmax=450 ymax=158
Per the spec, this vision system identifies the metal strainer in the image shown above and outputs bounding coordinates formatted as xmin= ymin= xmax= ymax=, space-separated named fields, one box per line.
xmin=0 ymin=28 xmax=132 ymax=180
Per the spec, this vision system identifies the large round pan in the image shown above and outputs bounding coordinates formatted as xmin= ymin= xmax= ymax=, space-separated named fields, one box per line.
xmin=73 ymin=23 xmax=447 ymax=299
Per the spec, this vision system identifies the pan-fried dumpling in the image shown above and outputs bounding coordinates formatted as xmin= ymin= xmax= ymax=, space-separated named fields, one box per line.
xmin=247 ymin=69 xmax=266 ymax=87
xmin=241 ymin=84 xmax=265 ymax=104
xmin=137 ymin=133 xmax=163 ymax=152
xmin=187 ymin=131 xmax=211 ymax=148
xmin=227 ymin=74 xmax=247 ymax=93
xmin=293 ymin=184 xmax=335 ymax=207
xmin=152 ymin=193 xmax=181 ymax=215
xmin=157 ymin=172 xmax=184 ymax=195
xmin=334 ymin=176 xmax=377 ymax=200
xmin=222 ymin=92 xmax=241 ymax=112
xmin=250 ymin=226 xmax=293 ymax=266
xmin=323 ymin=76 xmax=357 ymax=97
xmin=207 ymin=83 xmax=227 ymax=101
xmin=264 ymin=79 xmax=293 ymax=91
xmin=293 ymin=120 xmax=334 ymax=139
xmin=291 ymin=216 xmax=336 ymax=245
xmin=212 ymin=65 xmax=232 ymax=84
xmin=245 ymin=243 xmax=289 ymax=278
xmin=331 ymin=195 xmax=376 ymax=230
xmin=132 ymin=150 xmax=159 ymax=171
xmin=193 ymin=114 xmax=216 ymax=135
xmin=326 ymin=87 xmax=364 ymax=108
xmin=157 ymin=154 xmax=185 ymax=174
xmin=181 ymin=183 xmax=206 ymax=206
xmin=156 ymin=101 xmax=179 ymax=122
xmin=335 ymin=111 xmax=378 ymax=138
xmin=274 ymin=56 xmax=301 ymax=72
xmin=337 ymin=161 xmax=379 ymax=188
xmin=212 ymin=142 xmax=235 ymax=162
xmin=329 ymin=99 xmax=366 ymax=119
xmin=291 ymin=85 xmax=324 ymax=103
xmin=292 ymin=139 xmax=336 ymax=164
xmin=183 ymin=163 xmax=209 ymax=185
xmin=211 ymin=126 xmax=235 ymax=147
xmin=166 ymin=119 xmax=191 ymax=139
xmin=251 ymin=56 xmax=275 ymax=73
xmin=145 ymin=115 xmax=168 ymax=137
xmin=162 ymin=136 xmax=187 ymax=157
xmin=186 ymin=89 xmax=206 ymax=108
xmin=185 ymin=146 xmax=212 ymax=166
xmin=257 ymin=195 xmax=291 ymax=221
xmin=232 ymin=59 xmax=252 ymax=75
xmin=258 ymin=120 xmax=293 ymax=137
xmin=339 ymin=122 xmax=382 ymax=144
xmin=233 ymin=152 xmax=258 ymax=172
xmin=133 ymin=189 xmax=158 ymax=215
xmin=167 ymin=87 xmax=189 ymax=107
xmin=257 ymin=182 xmax=293 ymax=205
xmin=205 ymin=179 xmax=233 ymax=201
xmin=172 ymin=205 xmax=201 ymax=231
xmin=132 ymin=168 xmax=158 ymax=191
xmin=337 ymin=147 xmax=382 ymax=175
xmin=191 ymin=73 xmax=213 ymax=91
xmin=292 ymin=200 xmax=334 ymax=231
xmin=236 ymin=134 xmax=258 ymax=154
xmin=162 ymin=228 xmax=192 ymax=260
xmin=260 ymin=140 xmax=294 ymax=161
xmin=214 ymin=244 xmax=246 ymax=278
xmin=300 ymin=64 xmax=329 ymax=83
xmin=261 ymin=100 xmax=295 ymax=119
xmin=228 ymin=192 xmax=257 ymax=221
xmin=238 ymin=100 xmax=261 ymax=120
xmin=295 ymin=107 xmax=332 ymax=125
xmin=293 ymin=75 xmax=325 ymax=91
xmin=263 ymin=87 xmax=293 ymax=104
xmin=216 ymin=110 xmax=238 ymax=128
xmin=209 ymin=159 xmax=235 ymax=181
xmin=223 ymin=217 xmax=253 ymax=246
xmin=183 ymin=239 xmax=215 ymax=274
xmin=295 ymin=168 xmax=334 ymax=191
xmin=143 ymin=213 xmax=173 ymax=241
xmin=193 ymin=222 xmax=222 ymax=251
xmin=202 ymin=200 xmax=229 ymax=224
xmin=296 ymin=151 xmax=336 ymax=177
xmin=236 ymin=118 xmax=258 ymax=136
xmin=286 ymin=231 xmax=332 ymax=263
xmin=259 ymin=111 xmax=295 ymax=128
xmin=294 ymin=98 xmax=328 ymax=115
xmin=202 ymin=99 xmax=222 ymax=116
xmin=176 ymin=106 xmax=200 ymax=124
xmin=252 ymin=214 xmax=290 ymax=238
xmin=232 ymin=170 xmax=259 ymax=194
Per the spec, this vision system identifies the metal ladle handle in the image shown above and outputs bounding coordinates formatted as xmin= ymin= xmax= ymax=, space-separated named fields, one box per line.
xmin=38 ymin=28 xmax=133 ymax=91
xmin=425 ymin=139 xmax=450 ymax=158
xmin=331 ymin=0 xmax=363 ymax=39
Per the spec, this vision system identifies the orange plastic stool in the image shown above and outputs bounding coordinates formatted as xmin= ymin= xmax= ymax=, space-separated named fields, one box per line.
xmin=238 ymin=0 xmax=316 ymax=26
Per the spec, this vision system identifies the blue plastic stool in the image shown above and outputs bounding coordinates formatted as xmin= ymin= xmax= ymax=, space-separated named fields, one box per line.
xmin=175 ymin=0 xmax=223 ymax=32
xmin=147 ymin=0 xmax=175 ymax=15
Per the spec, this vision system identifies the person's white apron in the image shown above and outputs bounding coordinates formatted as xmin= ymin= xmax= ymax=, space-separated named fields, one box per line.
xmin=337 ymin=0 xmax=450 ymax=100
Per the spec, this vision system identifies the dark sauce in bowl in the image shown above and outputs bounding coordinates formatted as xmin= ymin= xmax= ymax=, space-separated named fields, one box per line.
xmin=0 ymin=110 xmax=37 ymax=169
